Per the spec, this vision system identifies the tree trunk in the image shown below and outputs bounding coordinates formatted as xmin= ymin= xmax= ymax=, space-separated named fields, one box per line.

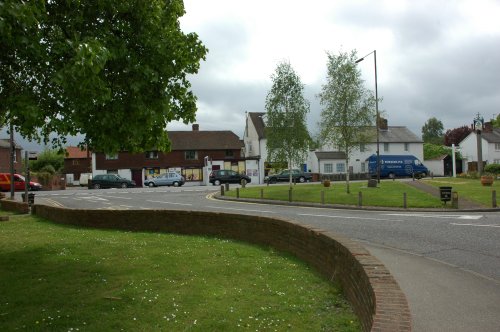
xmin=345 ymin=157 xmax=350 ymax=194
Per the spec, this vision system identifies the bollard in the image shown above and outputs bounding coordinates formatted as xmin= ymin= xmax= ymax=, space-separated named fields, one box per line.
xmin=220 ymin=185 xmax=225 ymax=196
xmin=403 ymin=193 xmax=407 ymax=209
xmin=358 ymin=192 xmax=362 ymax=207
xmin=412 ymin=173 xmax=415 ymax=181
xmin=225 ymin=183 xmax=229 ymax=191
xmin=289 ymin=189 xmax=292 ymax=202
xmin=260 ymin=189 xmax=264 ymax=199
xmin=241 ymin=179 xmax=246 ymax=188
xmin=452 ymin=192 xmax=459 ymax=209
xmin=236 ymin=188 xmax=240 ymax=198
xmin=492 ymin=190 xmax=497 ymax=208
xmin=321 ymin=191 xmax=325 ymax=205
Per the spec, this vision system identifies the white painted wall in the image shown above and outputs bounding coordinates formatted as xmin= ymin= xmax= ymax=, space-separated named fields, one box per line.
xmin=425 ymin=160 xmax=445 ymax=176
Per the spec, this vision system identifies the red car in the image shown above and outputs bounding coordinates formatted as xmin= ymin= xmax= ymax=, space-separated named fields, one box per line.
xmin=0 ymin=173 xmax=43 ymax=191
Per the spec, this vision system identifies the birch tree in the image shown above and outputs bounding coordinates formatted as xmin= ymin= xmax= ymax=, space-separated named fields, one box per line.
xmin=265 ymin=61 xmax=310 ymax=187
xmin=318 ymin=51 xmax=376 ymax=193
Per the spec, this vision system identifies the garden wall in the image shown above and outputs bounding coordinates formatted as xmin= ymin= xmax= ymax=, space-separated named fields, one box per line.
xmin=0 ymin=198 xmax=29 ymax=214
xmin=32 ymin=205 xmax=411 ymax=331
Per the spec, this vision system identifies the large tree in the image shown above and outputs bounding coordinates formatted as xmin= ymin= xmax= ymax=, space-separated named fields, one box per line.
xmin=422 ymin=117 xmax=444 ymax=145
xmin=444 ymin=125 xmax=472 ymax=146
xmin=265 ymin=61 xmax=310 ymax=187
xmin=318 ymin=50 xmax=376 ymax=193
xmin=0 ymin=0 xmax=207 ymax=153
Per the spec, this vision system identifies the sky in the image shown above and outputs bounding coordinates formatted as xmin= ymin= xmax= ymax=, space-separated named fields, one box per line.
xmin=170 ymin=0 xmax=500 ymax=137
xmin=3 ymin=0 xmax=500 ymax=151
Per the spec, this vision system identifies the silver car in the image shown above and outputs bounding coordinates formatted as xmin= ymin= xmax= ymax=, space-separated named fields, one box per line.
xmin=144 ymin=172 xmax=185 ymax=187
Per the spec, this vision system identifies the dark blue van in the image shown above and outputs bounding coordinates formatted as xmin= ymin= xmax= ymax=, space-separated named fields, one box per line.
xmin=367 ymin=154 xmax=429 ymax=178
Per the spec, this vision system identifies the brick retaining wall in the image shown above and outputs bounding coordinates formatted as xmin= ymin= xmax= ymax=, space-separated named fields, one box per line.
xmin=0 ymin=198 xmax=29 ymax=214
xmin=31 ymin=205 xmax=411 ymax=331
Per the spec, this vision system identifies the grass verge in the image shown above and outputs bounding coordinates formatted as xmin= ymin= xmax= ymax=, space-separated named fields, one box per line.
xmin=0 ymin=211 xmax=360 ymax=331
xmin=227 ymin=181 xmax=444 ymax=208
xmin=423 ymin=177 xmax=499 ymax=207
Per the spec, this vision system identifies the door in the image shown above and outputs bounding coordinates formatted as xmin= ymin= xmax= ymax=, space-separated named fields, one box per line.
xmin=132 ymin=169 xmax=143 ymax=187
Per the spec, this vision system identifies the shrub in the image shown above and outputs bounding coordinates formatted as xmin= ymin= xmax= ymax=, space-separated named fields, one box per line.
xmin=484 ymin=164 xmax=500 ymax=175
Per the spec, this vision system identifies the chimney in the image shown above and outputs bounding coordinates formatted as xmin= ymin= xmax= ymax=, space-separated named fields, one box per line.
xmin=192 ymin=124 xmax=199 ymax=131
xmin=484 ymin=121 xmax=493 ymax=133
xmin=378 ymin=117 xmax=388 ymax=131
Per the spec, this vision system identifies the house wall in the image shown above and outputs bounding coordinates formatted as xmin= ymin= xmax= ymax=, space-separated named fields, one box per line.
xmin=425 ymin=160 xmax=445 ymax=176
xmin=459 ymin=132 xmax=491 ymax=172
xmin=0 ymin=148 xmax=22 ymax=173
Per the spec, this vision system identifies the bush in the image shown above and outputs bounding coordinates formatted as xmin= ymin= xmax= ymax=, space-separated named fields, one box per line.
xmin=484 ymin=164 xmax=500 ymax=175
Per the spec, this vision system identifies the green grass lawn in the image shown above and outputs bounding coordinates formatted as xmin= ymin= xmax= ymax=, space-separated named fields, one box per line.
xmin=0 ymin=212 xmax=360 ymax=331
xmin=423 ymin=177 xmax=499 ymax=207
xmin=228 ymin=181 xmax=444 ymax=208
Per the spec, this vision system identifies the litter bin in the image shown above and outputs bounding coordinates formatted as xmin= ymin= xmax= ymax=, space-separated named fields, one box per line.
xmin=22 ymin=193 xmax=35 ymax=206
xmin=439 ymin=186 xmax=452 ymax=203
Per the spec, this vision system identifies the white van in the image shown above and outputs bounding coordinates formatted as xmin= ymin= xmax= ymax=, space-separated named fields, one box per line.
xmin=79 ymin=173 xmax=92 ymax=187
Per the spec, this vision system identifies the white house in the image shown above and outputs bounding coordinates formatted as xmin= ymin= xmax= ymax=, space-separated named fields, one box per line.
xmin=311 ymin=119 xmax=424 ymax=176
xmin=458 ymin=127 xmax=500 ymax=172
xmin=243 ymin=112 xmax=268 ymax=184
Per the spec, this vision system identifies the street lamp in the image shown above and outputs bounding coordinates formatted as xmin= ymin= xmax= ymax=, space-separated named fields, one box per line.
xmin=356 ymin=50 xmax=380 ymax=183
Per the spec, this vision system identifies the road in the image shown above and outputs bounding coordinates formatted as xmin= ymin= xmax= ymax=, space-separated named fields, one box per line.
xmin=27 ymin=185 xmax=500 ymax=331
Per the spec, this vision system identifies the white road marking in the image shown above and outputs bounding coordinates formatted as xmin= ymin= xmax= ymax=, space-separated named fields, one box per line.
xmin=206 ymin=206 xmax=276 ymax=213
xmin=384 ymin=213 xmax=483 ymax=220
xmin=78 ymin=196 xmax=108 ymax=201
xmin=298 ymin=213 xmax=403 ymax=222
xmin=147 ymin=200 xmax=192 ymax=206
xmin=101 ymin=195 xmax=132 ymax=200
xmin=450 ymin=223 xmax=500 ymax=228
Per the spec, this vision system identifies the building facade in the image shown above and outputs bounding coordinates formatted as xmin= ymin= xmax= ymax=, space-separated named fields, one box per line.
xmin=92 ymin=125 xmax=245 ymax=186
xmin=0 ymin=139 xmax=22 ymax=173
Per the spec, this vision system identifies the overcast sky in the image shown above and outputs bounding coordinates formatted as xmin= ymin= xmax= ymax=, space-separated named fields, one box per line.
xmin=4 ymin=0 xmax=500 ymax=151
xmin=169 ymin=0 xmax=500 ymax=138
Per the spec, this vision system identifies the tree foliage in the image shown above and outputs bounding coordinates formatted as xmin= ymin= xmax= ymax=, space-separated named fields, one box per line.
xmin=265 ymin=61 xmax=310 ymax=186
xmin=317 ymin=50 xmax=376 ymax=193
xmin=1 ymin=0 xmax=207 ymax=153
xmin=444 ymin=125 xmax=472 ymax=146
xmin=422 ymin=117 xmax=444 ymax=145
xmin=29 ymin=149 xmax=65 ymax=173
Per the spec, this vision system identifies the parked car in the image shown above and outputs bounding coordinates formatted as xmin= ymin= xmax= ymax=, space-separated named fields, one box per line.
xmin=89 ymin=174 xmax=136 ymax=189
xmin=366 ymin=154 xmax=429 ymax=179
xmin=0 ymin=173 xmax=42 ymax=191
xmin=265 ymin=169 xmax=312 ymax=184
xmin=144 ymin=172 xmax=185 ymax=187
xmin=209 ymin=170 xmax=251 ymax=186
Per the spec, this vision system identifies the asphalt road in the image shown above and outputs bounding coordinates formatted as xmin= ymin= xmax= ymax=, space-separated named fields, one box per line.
xmin=25 ymin=185 xmax=500 ymax=332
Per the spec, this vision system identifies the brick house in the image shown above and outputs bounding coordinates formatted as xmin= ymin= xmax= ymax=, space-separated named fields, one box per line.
xmin=63 ymin=146 xmax=92 ymax=185
xmin=92 ymin=124 xmax=245 ymax=186
xmin=0 ymin=139 xmax=22 ymax=173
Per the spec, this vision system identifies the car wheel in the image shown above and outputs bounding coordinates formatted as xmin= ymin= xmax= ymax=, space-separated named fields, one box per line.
xmin=93 ymin=183 xmax=101 ymax=189
xmin=121 ymin=183 xmax=127 ymax=188
xmin=214 ymin=179 xmax=221 ymax=186
xmin=148 ymin=182 xmax=155 ymax=188
xmin=298 ymin=176 xmax=305 ymax=183
xmin=173 ymin=182 xmax=179 ymax=187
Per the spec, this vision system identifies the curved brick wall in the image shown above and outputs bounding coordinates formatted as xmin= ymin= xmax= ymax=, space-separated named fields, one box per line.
xmin=31 ymin=205 xmax=411 ymax=331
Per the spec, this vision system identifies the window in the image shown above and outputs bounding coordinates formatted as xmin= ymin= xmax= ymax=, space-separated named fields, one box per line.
xmin=225 ymin=149 xmax=234 ymax=158
xmin=105 ymin=153 xmax=118 ymax=160
xmin=248 ymin=142 xmax=253 ymax=153
xmin=185 ymin=150 xmax=198 ymax=160
xmin=324 ymin=163 xmax=333 ymax=173
xmin=72 ymin=159 xmax=79 ymax=165
xmin=145 ymin=151 xmax=159 ymax=159
xmin=361 ymin=162 xmax=366 ymax=173
xmin=336 ymin=163 xmax=345 ymax=173
xmin=494 ymin=159 xmax=500 ymax=164
xmin=495 ymin=143 xmax=500 ymax=151
xmin=404 ymin=143 xmax=409 ymax=151
xmin=384 ymin=143 xmax=389 ymax=152
xmin=360 ymin=143 xmax=365 ymax=152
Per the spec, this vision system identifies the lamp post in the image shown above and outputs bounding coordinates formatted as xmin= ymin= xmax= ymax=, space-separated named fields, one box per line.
xmin=356 ymin=50 xmax=380 ymax=183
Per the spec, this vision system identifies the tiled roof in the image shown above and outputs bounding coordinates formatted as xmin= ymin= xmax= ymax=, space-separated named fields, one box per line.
xmin=168 ymin=131 xmax=243 ymax=150
xmin=315 ymin=151 xmax=347 ymax=159
xmin=249 ymin=112 xmax=266 ymax=139
xmin=378 ymin=127 xmax=422 ymax=143
xmin=481 ymin=128 xmax=500 ymax=143
xmin=66 ymin=146 xmax=90 ymax=159
xmin=0 ymin=139 xmax=22 ymax=149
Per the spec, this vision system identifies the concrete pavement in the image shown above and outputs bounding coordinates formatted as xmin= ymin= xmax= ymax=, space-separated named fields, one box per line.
xmin=365 ymin=243 xmax=500 ymax=332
